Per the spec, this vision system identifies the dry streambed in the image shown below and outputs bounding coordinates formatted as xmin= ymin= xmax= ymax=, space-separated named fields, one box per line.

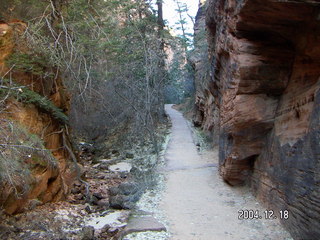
xmin=0 ymin=106 xmax=293 ymax=240
xmin=0 ymin=125 xmax=170 ymax=240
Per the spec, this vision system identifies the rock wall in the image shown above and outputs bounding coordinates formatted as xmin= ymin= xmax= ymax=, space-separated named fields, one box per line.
xmin=0 ymin=22 xmax=77 ymax=214
xmin=193 ymin=0 xmax=320 ymax=239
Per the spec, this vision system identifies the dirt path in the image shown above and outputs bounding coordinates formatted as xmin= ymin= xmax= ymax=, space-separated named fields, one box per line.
xmin=160 ymin=104 xmax=292 ymax=240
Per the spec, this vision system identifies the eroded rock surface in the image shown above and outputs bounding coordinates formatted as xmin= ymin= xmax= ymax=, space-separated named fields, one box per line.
xmin=0 ymin=22 xmax=76 ymax=214
xmin=192 ymin=0 xmax=320 ymax=239
xmin=122 ymin=211 xmax=166 ymax=237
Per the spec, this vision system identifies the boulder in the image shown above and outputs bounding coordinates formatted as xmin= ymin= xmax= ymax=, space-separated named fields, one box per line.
xmin=122 ymin=215 xmax=166 ymax=237
xmin=108 ymin=162 xmax=132 ymax=173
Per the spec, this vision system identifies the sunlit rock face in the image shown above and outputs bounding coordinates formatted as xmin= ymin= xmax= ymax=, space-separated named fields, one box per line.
xmin=193 ymin=0 xmax=320 ymax=238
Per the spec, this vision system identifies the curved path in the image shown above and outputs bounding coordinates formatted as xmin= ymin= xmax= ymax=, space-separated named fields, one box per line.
xmin=160 ymin=104 xmax=292 ymax=240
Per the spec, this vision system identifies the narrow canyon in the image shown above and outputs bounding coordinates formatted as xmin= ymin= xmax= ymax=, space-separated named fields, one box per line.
xmin=0 ymin=0 xmax=319 ymax=240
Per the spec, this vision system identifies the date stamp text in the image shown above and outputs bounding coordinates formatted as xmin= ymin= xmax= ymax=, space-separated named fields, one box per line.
xmin=238 ymin=209 xmax=289 ymax=220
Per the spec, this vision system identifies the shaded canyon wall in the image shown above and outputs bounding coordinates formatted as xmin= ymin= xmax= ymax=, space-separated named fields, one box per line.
xmin=192 ymin=0 xmax=320 ymax=239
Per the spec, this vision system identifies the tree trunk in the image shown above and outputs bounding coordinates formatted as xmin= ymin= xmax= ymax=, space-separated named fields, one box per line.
xmin=156 ymin=0 xmax=164 ymax=31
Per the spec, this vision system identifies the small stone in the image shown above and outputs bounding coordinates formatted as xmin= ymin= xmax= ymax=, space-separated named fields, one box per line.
xmin=0 ymin=225 xmax=12 ymax=236
xmin=108 ymin=227 xmax=119 ymax=234
xmin=109 ymin=195 xmax=125 ymax=209
xmin=125 ymin=153 xmax=134 ymax=159
xmin=85 ymin=204 xmax=92 ymax=213
xmin=81 ymin=226 xmax=94 ymax=240
xmin=90 ymin=196 xmax=99 ymax=205
xmin=71 ymin=188 xmax=81 ymax=194
xmin=111 ymin=150 xmax=119 ymax=156
xmin=108 ymin=162 xmax=132 ymax=173
xmin=92 ymin=163 xmax=100 ymax=168
xmin=130 ymin=166 xmax=138 ymax=174
xmin=99 ymin=163 xmax=109 ymax=170
xmin=97 ymin=199 xmax=110 ymax=209
xmin=101 ymin=224 xmax=111 ymax=233
xmin=122 ymin=216 xmax=166 ymax=237
xmin=74 ymin=193 xmax=84 ymax=200
xmin=119 ymin=182 xmax=138 ymax=195
xmin=97 ymin=174 xmax=106 ymax=179
xmin=120 ymin=172 xmax=128 ymax=178
xmin=122 ymin=201 xmax=135 ymax=210
xmin=27 ymin=199 xmax=42 ymax=210
xmin=109 ymin=187 xmax=119 ymax=196
xmin=74 ymin=181 xmax=82 ymax=187
xmin=93 ymin=192 xmax=104 ymax=199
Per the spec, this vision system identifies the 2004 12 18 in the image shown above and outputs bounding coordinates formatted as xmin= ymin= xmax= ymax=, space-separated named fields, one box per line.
xmin=238 ymin=209 xmax=289 ymax=220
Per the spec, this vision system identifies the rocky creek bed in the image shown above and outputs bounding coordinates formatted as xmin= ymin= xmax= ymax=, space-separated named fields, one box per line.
xmin=0 ymin=106 xmax=294 ymax=240
xmin=0 ymin=122 xmax=171 ymax=240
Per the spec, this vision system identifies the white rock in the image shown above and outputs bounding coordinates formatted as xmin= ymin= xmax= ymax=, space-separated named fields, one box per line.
xmin=108 ymin=162 xmax=132 ymax=173
xmin=85 ymin=211 xmax=129 ymax=230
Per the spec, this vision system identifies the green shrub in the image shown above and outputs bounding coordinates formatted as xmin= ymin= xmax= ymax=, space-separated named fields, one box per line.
xmin=17 ymin=87 xmax=68 ymax=124
xmin=5 ymin=53 xmax=48 ymax=76
xmin=0 ymin=81 xmax=68 ymax=124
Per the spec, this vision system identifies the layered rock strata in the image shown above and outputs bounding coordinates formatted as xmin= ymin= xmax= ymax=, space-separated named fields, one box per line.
xmin=0 ymin=22 xmax=77 ymax=214
xmin=193 ymin=0 xmax=320 ymax=239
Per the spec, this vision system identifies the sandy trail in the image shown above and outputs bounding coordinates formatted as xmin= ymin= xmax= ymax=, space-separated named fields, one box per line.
xmin=160 ymin=104 xmax=292 ymax=240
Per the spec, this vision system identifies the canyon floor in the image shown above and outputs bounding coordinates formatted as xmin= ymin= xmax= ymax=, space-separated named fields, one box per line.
xmin=0 ymin=105 xmax=296 ymax=240
xmin=128 ymin=104 xmax=294 ymax=240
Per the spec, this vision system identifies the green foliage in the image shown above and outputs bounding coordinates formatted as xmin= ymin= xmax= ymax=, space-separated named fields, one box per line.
xmin=6 ymin=53 xmax=54 ymax=77
xmin=17 ymin=87 xmax=68 ymax=124
xmin=164 ymin=35 xmax=195 ymax=104
xmin=2 ymin=0 xmax=167 ymax=146
xmin=0 ymin=81 xmax=68 ymax=124
xmin=173 ymin=0 xmax=194 ymax=50
xmin=0 ymin=0 xmax=48 ymax=21
xmin=62 ymin=0 xmax=167 ymax=142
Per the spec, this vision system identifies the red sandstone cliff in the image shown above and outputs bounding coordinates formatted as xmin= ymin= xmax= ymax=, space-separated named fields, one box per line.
xmin=193 ymin=0 xmax=320 ymax=239
xmin=0 ymin=22 xmax=77 ymax=214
